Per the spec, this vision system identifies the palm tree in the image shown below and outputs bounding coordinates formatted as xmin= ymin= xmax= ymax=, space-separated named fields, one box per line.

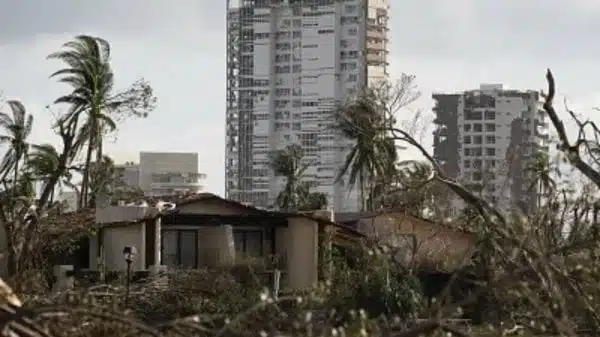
xmin=48 ymin=35 xmax=118 ymax=209
xmin=269 ymin=144 xmax=327 ymax=211
xmin=525 ymin=151 xmax=558 ymax=208
xmin=335 ymin=95 xmax=398 ymax=211
xmin=0 ymin=101 xmax=33 ymax=197
xmin=26 ymin=144 xmax=73 ymax=204
xmin=296 ymin=181 xmax=328 ymax=211
xmin=269 ymin=145 xmax=307 ymax=211
xmin=88 ymin=155 xmax=117 ymax=206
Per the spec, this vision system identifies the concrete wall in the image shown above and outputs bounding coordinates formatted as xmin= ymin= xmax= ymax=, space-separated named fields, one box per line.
xmin=94 ymin=223 xmax=146 ymax=272
xmin=96 ymin=205 xmax=157 ymax=224
xmin=285 ymin=216 xmax=319 ymax=289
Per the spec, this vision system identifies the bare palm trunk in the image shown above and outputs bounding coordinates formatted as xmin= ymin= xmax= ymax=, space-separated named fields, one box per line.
xmin=49 ymin=185 xmax=55 ymax=205
xmin=90 ymin=134 xmax=103 ymax=208
xmin=12 ymin=158 xmax=19 ymax=200
xmin=80 ymin=136 xmax=94 ymax=209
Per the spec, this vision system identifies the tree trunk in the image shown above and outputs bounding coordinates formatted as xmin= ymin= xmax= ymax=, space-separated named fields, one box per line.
xmin=80 ymin=134 xmax=95 ymax=210
xmin=12 ymin=156 xmax=20 ymax=201
xmin=90 ymin=131 xmax=103 ymax=208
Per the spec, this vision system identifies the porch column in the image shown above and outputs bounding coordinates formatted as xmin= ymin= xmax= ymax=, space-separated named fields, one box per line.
xmin=286 ymin=217 xmax=319 ymax=289
xmin=153 ymin=217 xmax=161 ymax=271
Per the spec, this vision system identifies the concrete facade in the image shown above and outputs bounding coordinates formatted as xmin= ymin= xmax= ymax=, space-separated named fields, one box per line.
xmin=225 ymin=0 xmax=390 ymax=212
xmin=432 ymin=84 xmax=550 ymax=213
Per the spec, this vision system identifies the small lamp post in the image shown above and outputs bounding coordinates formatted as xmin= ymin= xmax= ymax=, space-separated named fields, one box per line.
xmin=122 ymin=246 xmax=137 ymax=307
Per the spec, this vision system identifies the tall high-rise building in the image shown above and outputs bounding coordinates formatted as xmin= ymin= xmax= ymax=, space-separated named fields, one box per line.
xmin=432 ymin=84 xmax=550 ymax=213
xmin=225 ymin=0 xmax=390 ymax=211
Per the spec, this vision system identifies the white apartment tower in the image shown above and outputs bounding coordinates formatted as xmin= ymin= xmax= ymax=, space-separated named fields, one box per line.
xmin=432 ymin=84 xmax=550 ymax=213
xmin=225 ymin=0 xmax=390 ymax=211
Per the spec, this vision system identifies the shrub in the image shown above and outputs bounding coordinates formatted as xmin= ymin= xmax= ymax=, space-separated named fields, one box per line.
xmin=320 ymin=245 xmax=423 ymax=322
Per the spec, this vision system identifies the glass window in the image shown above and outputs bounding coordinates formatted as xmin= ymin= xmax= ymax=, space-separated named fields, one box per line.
xmin=179 ymin=231 xmax=197 ymax=269
xmin=245 ymin=231 xmax=263 ymax=257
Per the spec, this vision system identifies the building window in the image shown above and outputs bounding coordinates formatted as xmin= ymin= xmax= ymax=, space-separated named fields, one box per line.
xmin=484 ymin=110 xmax=496 ymax=120
xmin=463 ymin=136 xmax=471 ymax=144
xmin=474 ymin=135 xmax=483 ymax=145
xmin=473 ymin=123 xmax=483 ymax=132
xmin=162 ymin=230 xmax=198 ymax=269
xmin=465 ymin=111 xmax=483 ymax=120
xmin=463 ymin=160 xmax=471 ymax=168
xmin=464 ymin=148 xmax=470 ymax=156
xmin=486 ymin=147 xmax=496 ymax=156
xmin=233 ymin=229 xmax=274 ymax=258
xmin=345 ymin=5 xmax=357 ymax=12
xmin=485 ymin=123 xmax=496 ymax=132
xmin=341 ymin=62 xmax=357 ymax=71
xmin=486 ymin=135 xmax=496 ymax=144
xmin=463 ymin=124 xmax=471 ymax=132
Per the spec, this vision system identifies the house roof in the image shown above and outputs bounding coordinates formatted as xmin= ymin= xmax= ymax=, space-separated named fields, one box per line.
xmin=40 ymin=192 xmax=364 ymax=242
xmin=336 ymin=209 xmax=474 ymax=235
xmin=335 ymin=210 xmax=476 ymax=273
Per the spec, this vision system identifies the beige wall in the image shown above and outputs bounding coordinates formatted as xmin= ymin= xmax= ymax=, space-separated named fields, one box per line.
xmin=285 ymin=216 xmax=319 ymax=289
xmin=91 ymin=223 xmax=146 ymax=272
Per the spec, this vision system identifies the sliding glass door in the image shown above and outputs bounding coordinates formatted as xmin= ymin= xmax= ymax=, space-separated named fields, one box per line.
xmin=162 ymin=230 xmax=198 ymax=269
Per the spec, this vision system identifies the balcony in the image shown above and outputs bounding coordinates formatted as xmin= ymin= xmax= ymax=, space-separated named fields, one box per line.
xmin=366 ymin=41 xmax=387 ymax=52
xmin=366 ymin=53 xmax=387 ymax=66
xmin=150 ymin=181 xmax=203 ymax=189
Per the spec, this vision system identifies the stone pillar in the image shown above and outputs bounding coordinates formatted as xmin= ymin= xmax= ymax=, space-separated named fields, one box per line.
xmin=286 ymin=217 xmax=318 ymax=289
xmin=154 ymin=217 xmax=161 ymax=270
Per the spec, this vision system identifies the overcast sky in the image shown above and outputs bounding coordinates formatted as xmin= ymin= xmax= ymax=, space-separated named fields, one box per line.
xmin=0 ymin=0 xmax=599 ymax=196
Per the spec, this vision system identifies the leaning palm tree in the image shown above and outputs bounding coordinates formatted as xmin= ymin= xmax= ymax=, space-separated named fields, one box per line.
xmin=335 ymin=94 xmax=398 ymax=211
xmin=0 ymin=100 xmax=33 ymax=197
xmin=48 ymin=35 xmax=118 ymax=209
xmin=26 ymin=143 xmax=73 ymax=204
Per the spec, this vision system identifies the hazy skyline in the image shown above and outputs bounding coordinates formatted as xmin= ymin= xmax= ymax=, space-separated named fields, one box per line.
xmin=0 ymin=0 xmax=599 ymax=195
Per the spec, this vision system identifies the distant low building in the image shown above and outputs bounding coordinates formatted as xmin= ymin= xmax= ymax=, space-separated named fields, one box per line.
xmin=114 ymin=152 xmax=206 ymax=197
